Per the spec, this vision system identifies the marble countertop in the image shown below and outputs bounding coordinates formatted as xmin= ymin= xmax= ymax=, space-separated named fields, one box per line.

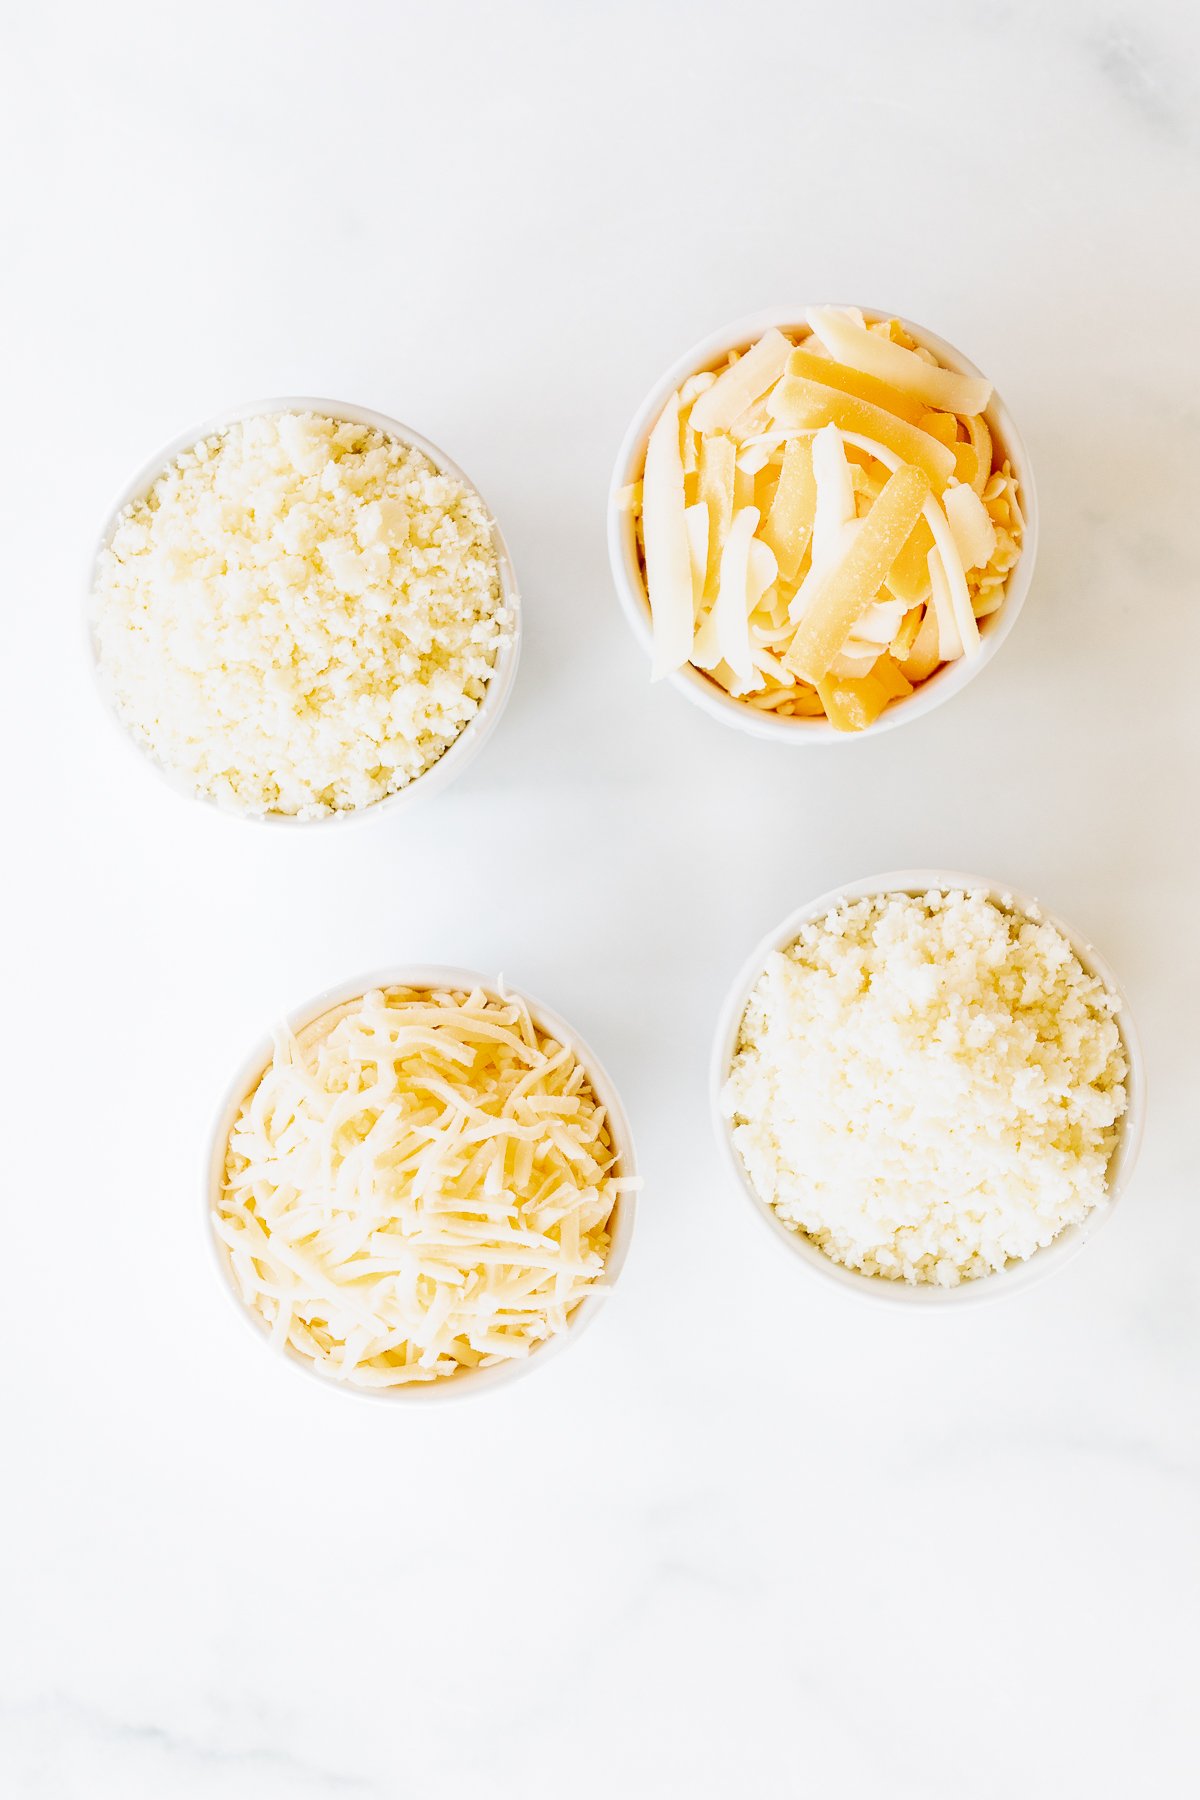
xmin=4 ymin=2 xmax=1198 ymax=1795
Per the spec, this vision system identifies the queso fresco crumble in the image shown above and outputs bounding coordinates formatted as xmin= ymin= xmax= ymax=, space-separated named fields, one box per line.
xmin=723 ymin=889 xmax=1128 ymax=1286
xmin=92 ymin=412 xmax=511 ymax=818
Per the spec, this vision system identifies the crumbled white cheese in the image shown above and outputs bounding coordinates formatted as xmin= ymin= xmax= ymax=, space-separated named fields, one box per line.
xmin=724 ymin=890 xmax=1128 ymax=1286
xmin=93 ymin=412 xmax=512 ymax=818
xmin=215 ymin=986 xmax=633 ymax=1385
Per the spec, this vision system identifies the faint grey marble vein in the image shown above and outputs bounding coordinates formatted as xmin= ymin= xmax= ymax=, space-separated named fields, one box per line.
xmin=0 ymin=1692 xmax=387 ymax=1797
xmin=1091 ymin=20 xmax=1189 ymax=143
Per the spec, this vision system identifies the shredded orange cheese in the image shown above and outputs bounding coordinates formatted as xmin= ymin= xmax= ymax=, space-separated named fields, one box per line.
xmin=634 ymin=309 xmax=1023 ymax=730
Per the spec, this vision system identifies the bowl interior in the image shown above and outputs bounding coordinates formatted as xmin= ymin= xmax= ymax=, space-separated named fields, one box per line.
xmin=87 ymin=398 xmax=521 ymax=827
xmin=608 ymin=307 xmax=1038 ymax=743
xmin=711 ymin=871 xmax=1143 ymax=1306
xmin=208 ymin=967 xmax=638 ymax=1397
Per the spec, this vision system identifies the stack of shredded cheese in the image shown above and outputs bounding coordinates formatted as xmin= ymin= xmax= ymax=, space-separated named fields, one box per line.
xmin=215 ymin=986 xmax=634 ymax=1385
xmin=724 ymin=891 xmax=1128 ymax=1285
xmin=627 ymin=307 xmax=1024 ymax=730
xmin=93 ymin=412 xmax=512 ymax=817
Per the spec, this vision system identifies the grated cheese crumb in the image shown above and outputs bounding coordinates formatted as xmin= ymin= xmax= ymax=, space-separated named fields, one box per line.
xmin=92 ymin=412 xmax=512 ymax=818
xmin=724 ymin=890 xmax=1128 ymax=1286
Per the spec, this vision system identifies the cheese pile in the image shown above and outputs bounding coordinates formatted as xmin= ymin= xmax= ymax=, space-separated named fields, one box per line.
xmin=215 ymin=986 xmax=633 ymax=1386
xmin=93 ymin=412 xmax=511 ymax=817
xmin=724 ymin=891 xmax=1128 ymax=1285
xmin=628 ymin=307 xmax=1023 ymax=730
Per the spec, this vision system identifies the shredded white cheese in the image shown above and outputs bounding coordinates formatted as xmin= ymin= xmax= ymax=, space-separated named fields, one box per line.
xmin=215 ymin=986 xmax=635 ymax=1385
xmin=724 ymin=891 xmax=1128 ymax=1287
xmin=634 ymin=316 xmax=1019 ymax=724
xmin=643 ymin=391 xmax=695 ymax=680
xmin=93 ymin=412 xmax=512 ymax=818
xmin=944 ymin=481 xmax=998 ymax=571
xmin=689 ymin=328 xmax=791 ymax=435
xmin=809 ymin=422 xmax=856 ymax=568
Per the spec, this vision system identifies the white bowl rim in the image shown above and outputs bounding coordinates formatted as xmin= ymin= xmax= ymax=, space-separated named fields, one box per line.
xmin=206 ymin=965 xmax=639 ymax=1400
xmin=85 ymin=397 xmax=522 ymax=828
xmin=606 ymin=304 xmax=1039 ymax=744
xmin=710 ymin=869 xmax=1146 ymax=1307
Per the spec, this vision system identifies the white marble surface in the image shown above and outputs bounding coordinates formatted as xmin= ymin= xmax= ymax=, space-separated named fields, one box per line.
xmin=4 ymin=2 xmax=1199 ymax=1794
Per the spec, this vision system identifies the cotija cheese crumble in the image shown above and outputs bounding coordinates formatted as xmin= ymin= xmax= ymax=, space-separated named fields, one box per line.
xmin=723 ymin=889 xmax=1128 ymax=1286
xmin=92 ymin=411 xmax=512 ymax=817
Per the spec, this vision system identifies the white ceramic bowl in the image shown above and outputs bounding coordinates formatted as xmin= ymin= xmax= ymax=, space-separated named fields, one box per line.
xmin=711 ymin=870 xmax=1145 ymax=1305
xmin=207 ymin=966 xmax=639 ymax=1399
xmin=86 ymin=398 xmax=521 ymax=826
xmin=608 ymin=306 xmax=1038 ymax=742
